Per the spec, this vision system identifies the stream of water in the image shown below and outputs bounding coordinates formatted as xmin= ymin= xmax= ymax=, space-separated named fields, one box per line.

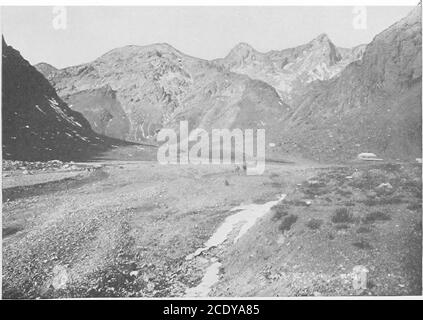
xmin=185 ymin=194 xmax=287 ymax=297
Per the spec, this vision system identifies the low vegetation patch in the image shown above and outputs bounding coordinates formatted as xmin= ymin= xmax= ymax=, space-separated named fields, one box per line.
xmin=343 ymin=200 xmax=355 ymax=207
xmin=362 ymin=211 xmax=391 ymax=224
xmin=362 ymin=194 xmax=403 ymax=206
xmin=301 ymin=180 xmax=329 ymax=197
xmin=407 ymin=202 xmax=422 ymax=211
xmin=334 ymin=223 xmax=350 ymax=230
xmin=380 ymin=195 xmax=403 ymax=205
xmin=356 ymin=226 xmax=372 ymax=233
xmin=352 ymin=239 xmax=372 ymax=250
xmin=362 ymin=198 xmax=378 ymax=206
xmin=285 ymin=199 xmax=310 ymax=207
xmin=271 ymin=204 xmax=288 ymax=220
xmin=348 ymin=168 xmax=397 ymax=191
xmin=378 ymin=163 xmax=402 ymax=172
xmin=269 ymin=172 xmax=280 ymax=178
xmin=331 ymin=207 xmax=354 ymax=224
xmin=335 ymin=188 xmax=353 ymax=197
xmin=306 ymin=218 xmax=323 ymax=230
xmin=278 ymin=214 xmax=298 ymax=232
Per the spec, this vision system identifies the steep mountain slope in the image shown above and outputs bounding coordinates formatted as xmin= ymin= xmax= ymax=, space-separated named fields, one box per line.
xmin=39 ymin=44 xmax=289 ymax=143
xmin=277 ymin=5 xmax=422 ymax=162
xmin=35 ymin=62 xmax=58 ymax=79
xmin=214 ymin=34 xmax=366 ymax=103
xmin=2 ymin=37 xmax=115 ymax=161
xmin=63 ymin=85 xmax=130 ymax=140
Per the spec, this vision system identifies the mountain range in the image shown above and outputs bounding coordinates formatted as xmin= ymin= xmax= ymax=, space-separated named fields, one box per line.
xmin=213 ymin=34 xmax=366 ymax=103
xmin=2 ymin=5 xmax=421 ymax=162
xmin=36 ymin=43 xmax=290 ymax=145
xmin=35 ymin=33 xmax=365 ymax=144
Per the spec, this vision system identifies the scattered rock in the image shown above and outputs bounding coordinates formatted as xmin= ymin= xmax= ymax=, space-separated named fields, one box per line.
xmin=376 ymin=183 xmax=393 ymax=190
xmin=307 ymin=180 xmax=321 ymax=186
xmin=357 ymin=153 xmax=383 ymax=161
xmin=129 ymin=270 xmax=139 ymax=277
xmin=358 ymin=152 xmax=377 ymax=159
xmin=277 ymin=235 xmax=286 ymax=245
xmin=351 ymin=171 xmax=363 ymax=180
xmin=51 ymin=265 xmax=69 ymax=290
xmin=352 ymin=239 xmax=372 ymax=250
xmin=352 ymin=265 xmax=369 ymax=291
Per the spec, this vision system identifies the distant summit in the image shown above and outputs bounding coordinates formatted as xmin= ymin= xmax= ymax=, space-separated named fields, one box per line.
xmin=214 ymin=33 xmax=359 ymax=102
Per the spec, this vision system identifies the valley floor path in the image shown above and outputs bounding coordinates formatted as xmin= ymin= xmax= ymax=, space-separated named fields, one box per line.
xmin=2 ymin=154 xmax=421 ymax=297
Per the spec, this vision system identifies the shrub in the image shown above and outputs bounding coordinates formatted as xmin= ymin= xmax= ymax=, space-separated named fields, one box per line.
xmin=278 ymin=214 xmax=298 ymax=232
xmin=362 ymin=195 xmax=403 ymax=206
xmin=363 ymin=211 xmax=391 ymax=224
xmin=343 ymin=200 xmax=355 ymax=207
xmin=362 ymin=198 xmax=378 ymax=206
xmin=301 ymin=181 xmax=329 ymax=197
xmin=407 ymin=202 xmax=422 ymax=211
xmin=334 ymin=223 xmax=350 ymax=230
xmin=379 ymin=195 xmax=403 ymax=205
xmin=336 ymin=188 xmax=353 ymax=197
xmin=380 ymin=163 xmax=401 ymax=172
xmin=306 ymin=218 xmax=323 ymax=230
xmin=271 ymin=203 xmax=288 ymax=220
xmin=349 ymin=169 xmax=387 ymax=190
xmin=331 ymin=207 xmax=354 ymax=223
xmin=285 ymin=200 xmax=309 ymax=206
xmin=352 ymin=239 xmax=372 ymax=250
xmin=356 ymin=226 xmax=372 ymax=233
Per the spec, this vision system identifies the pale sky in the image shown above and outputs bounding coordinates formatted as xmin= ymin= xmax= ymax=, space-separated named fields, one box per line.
xmin=1 ymin=6 xmax=416 ymax=69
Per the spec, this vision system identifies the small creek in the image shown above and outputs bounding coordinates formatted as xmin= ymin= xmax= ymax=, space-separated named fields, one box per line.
xmin=185 ymin=194 xmax=287 ymax=297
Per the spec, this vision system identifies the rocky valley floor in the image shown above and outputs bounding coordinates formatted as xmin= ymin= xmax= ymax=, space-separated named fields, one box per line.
xmin=1 ymin=149 xmax=422 ymax=298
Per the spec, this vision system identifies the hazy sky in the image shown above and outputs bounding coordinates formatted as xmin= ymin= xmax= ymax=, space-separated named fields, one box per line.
xmin=1 ymin=6 xmax=415 ymax=68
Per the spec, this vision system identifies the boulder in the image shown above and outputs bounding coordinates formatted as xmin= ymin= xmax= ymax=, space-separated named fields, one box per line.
xmin=357 ymin=153 xmax=383 ymax=161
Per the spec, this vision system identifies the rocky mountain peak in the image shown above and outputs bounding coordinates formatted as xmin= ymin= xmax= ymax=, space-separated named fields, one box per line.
xmin=143 ymin=42 xmax=182 ymax=55
xmin=226 ymin=42 xmax=257 ymax=59
xmin=308 ymin=33 xmax=341 ymax=65
xmin=97 ymin=42 xmax=183 ymax=64
xmin=34 ymin=62 xmax=58 ymax=79
xmin=232 ymin=42 xmax=255 ymax=51
xmin=312 ymin=33 xmax=331 ymax=44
